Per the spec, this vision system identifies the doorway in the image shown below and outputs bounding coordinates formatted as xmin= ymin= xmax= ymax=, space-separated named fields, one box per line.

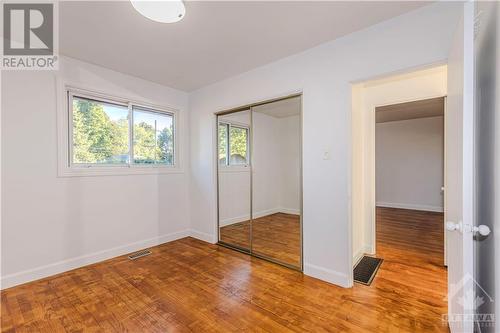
xmin=351 ymin=65 xmax=448 ymax=265
xmin=350 ymin=65 xmax=449 ymax=321
xmin=375 ymin=97 xmax=446 ymax=267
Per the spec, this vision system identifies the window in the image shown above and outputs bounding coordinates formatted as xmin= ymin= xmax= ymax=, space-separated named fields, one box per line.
xmin=67 ymin=90 xmax=176 ymax=172
xmin=218 ymin=122 xmax=249 ymax=166
xmin=133 ymin=107 xmax=174 ymax=165
xmin=72 ymin=97 xmax=130 ymax=165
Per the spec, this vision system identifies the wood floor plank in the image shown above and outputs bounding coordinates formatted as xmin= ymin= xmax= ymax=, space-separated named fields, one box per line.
xmin=1 ymin=207 xmax=448 ymax=332
xmin=219 ymin=213 xmax=301 ymax=266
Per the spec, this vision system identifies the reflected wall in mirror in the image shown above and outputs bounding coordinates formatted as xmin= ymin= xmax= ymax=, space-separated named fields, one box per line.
xmin=217 ymin=110 xmax=252 ymax=251
xmin=251 ymin=96 xmax=302 ymax=268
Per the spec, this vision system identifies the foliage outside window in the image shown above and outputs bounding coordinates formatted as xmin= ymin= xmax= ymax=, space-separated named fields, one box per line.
xmin=71 ymin=95 xmax=174 ymax=167
xmin=133 ymin=107 xmax=174 ymax=165
xmin=218 ymin=124 xmax=228 ymax=165
xmin=218 ymin=122 xmax=249 ymax=166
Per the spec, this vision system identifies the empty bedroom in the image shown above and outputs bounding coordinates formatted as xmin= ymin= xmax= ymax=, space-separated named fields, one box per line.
xmin=1 ymin=1 xmax=497 ymax=332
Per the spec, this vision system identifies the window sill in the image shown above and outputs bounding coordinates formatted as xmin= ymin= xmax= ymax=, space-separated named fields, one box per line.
xmin=57 ymin=165 xmax=184 ymax=177
xmin=218 ymin=166 xmax=251 ymax=173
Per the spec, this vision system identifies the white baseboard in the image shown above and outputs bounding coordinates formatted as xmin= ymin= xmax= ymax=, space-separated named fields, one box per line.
xmin=189 ymin=229 xmax=217 ymax=244
xmin=352 ymin=245 xmax=372 ymax=267
xmin=220 ymin=207 xmax=300 ymax=227
xmin=253 ymin=208 xmax=279 ymax=219
xmin=1 ymin=229 xmax=348 ymax=292
xmin=353 ymin=248 xmax=364 ymax=267
xmin=365 ymin=244 xmax=376 ymax=256
xmin=219 ymin=214 xmax=251 ymax=227
xmin=279 ymin=207 xmax=301 ymax=215
xmin=304 ymin=263 xmax=350 ymax=288
xmin=376 ymin=202 xmax=443 ymax=213
xmin=0 ymin=229 xmax=191 ymax=290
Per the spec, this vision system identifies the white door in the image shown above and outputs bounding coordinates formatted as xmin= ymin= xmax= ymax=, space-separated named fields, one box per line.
xmin=445 ymin=2 xmax=475 ymax=332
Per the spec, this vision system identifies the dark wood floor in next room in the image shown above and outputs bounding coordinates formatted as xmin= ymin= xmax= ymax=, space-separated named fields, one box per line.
xmin=1 ymin=207 xmax=447 ymax=332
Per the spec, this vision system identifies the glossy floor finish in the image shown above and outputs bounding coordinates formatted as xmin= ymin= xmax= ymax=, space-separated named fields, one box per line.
xmin=376 ymin=206 xmax=445 ymax=266
xmin=2 ymin=208 xmax=447 ymax=332
xmin=219 ymin=213 xmax=301 ymax=267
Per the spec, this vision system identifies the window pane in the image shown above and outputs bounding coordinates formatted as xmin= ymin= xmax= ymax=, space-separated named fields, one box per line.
xmin=72 ymin=97 xmax=129 ymax=164
xmin=230 ymin=126 xmax=248 ymax=165
xmin=218 ymin=124 xmax=228 ymax=165
xmin=133 ymin=107 xmax=174 ymax=165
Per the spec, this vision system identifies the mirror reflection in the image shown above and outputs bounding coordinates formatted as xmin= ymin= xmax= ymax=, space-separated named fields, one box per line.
xmin=217 ymin=110 xmax=251 ymax=251
xmin=251 ymin=97 xmax=302 ymax=267
xmin=217 ymin=96 xmax=302 ymax=269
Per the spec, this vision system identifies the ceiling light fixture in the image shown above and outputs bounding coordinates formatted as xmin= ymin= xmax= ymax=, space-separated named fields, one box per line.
xmin=131 ymin=0 xmax=185 ymax=24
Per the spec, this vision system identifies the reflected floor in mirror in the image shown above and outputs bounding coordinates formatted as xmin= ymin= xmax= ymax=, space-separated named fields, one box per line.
xmin=219 ymin=213 xmax=300 ymax=267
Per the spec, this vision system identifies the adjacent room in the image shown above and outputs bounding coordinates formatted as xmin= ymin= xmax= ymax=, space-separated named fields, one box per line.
xmin=351 ymin=66 xmax=447 ymax=289
xmin=375 ymin=97 xmax=445 ymax=265
xmin=1 ymin=1 xmax=497 ymax=333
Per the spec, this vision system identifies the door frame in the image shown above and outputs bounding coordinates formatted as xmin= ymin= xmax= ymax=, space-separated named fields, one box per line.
xmin=350 ymin=64 xmax=449 ymax=276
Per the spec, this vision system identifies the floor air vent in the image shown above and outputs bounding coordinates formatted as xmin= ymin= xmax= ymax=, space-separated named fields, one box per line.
xmin=353 ymin=256 xmax=383 ymax=286
xmin=128 ymin=249 xmax=152 ymax=260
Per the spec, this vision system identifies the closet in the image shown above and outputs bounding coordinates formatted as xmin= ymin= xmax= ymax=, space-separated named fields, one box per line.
xmin=216 ymin=94 xmax=302 ymax=270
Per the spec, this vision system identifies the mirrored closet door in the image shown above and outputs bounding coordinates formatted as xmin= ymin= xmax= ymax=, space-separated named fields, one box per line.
xmin=217 ymin=110 xmax=252 ymax=251
xmin=217 ymin=95 xmax=302 ymax=270
xmin=251 ymin=97 xmax=302 ymax=268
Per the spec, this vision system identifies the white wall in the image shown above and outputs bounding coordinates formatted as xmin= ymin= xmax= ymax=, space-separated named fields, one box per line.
xmin=376 ymin=116 xmax=444 ymax=212
xmin=1 ymin=57 xmax=191 ymax=288
xmin=189 ymin=3 xmax=461 ymax=287
xmin=252 ymin=112 xmax=282 ymax=217
xmin=218 ymin=169 xmax=251 ymax=226
xmin=277 ymin=115 xmax=301 ymax=213
xmin=351 ymin=65 xmax=447 ymax=263
xmin=253 ymin=112 xmax=301 ymax=217
xmin=218 ymin=111 xmax=252 ymax=226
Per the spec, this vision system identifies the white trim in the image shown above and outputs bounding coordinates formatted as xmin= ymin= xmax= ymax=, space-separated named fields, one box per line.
xmin=219 ymin=207 xmax=300 ymax=227
xmin=352 ymin=245 xmax=371 ymax=267
xmin=58 ymin=165 xmax=185 ymax=177
xmin=353 ymin=249 xmax=364 ymax=268
xmin=0 ymin=229 xmax=191 ymax=290
xmin=56 ymin=81 xmax=184 ymax=177
xmin=220 ymin=214 xmax=250 ymax=227
xmin=218 ymin=166 xmax=251 ymax=173
xmin=364 ymin=244 xmax=376 ymax=256
xmin=279 ymin=207 xmax=301 ymax=215
xmin=376 ymin=202 xmax=444 ymax=213
xmin=304 ymin=263 xmax=351 ymax=288
xmin=443 ymin=96 xmax=448 ymax=266
xmin=189 ymin=229 xmax=217 ymax=244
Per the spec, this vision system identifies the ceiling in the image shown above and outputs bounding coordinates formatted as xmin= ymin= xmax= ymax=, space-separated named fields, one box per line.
xmin=253 ymin=96 xmax=301 ymax=118
xmin=60 ymin=1 xmax=429 ymax=92
xmin=375 ymin=97 xmax=445 ymax=123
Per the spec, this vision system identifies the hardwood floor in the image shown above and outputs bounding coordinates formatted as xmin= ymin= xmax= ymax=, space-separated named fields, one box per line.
xmin=1 ymin=207 xmax=448 ymax=332
xmin=219 ymin=213 xmax=301 ymax=267
xmin=376 ymin=206 xmax=445 ymax=266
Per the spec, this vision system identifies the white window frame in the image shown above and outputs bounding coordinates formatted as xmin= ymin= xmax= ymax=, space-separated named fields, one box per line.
xmin=218 ymin=121 xmax=250 ymax=168
xmin=58 ymin=85 xmax=182 ymax=177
